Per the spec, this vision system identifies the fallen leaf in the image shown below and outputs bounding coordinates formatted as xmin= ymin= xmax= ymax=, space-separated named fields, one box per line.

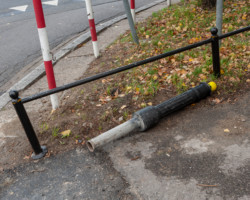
xmin=213 ymin=98 xmax=221 ymax=104
xmin=144 ymin=90 xmax=149 ymax=96
xmin=242 ymin=14 xmax=247 ymax=20
xmin=120 ymin=105 xmax=127 ymax=110
xmin=224 ymin=129 xmax=230 ymax=133
xmin=183 ymin=26 xmax=188 ymax=32
xmin=199 ymin=74 xmax=207 ymax=80
xmin=45 ymin=151 xmax=51 ymax=158
xmin=141 ymin=103 xmax=146 ymax=108
xmin=229 ymin=77 xmax=236 ymax=82
xmin=23 ymin=155 xmax=30 ymax=160
xmin=61 ymin=130 xmax=71 ymax=138
xmin=176 ymin=26 xmax=181 ymax=31
xmin=50 ymin=109 xmax=56 ymax=115
xmin=188 ymin=37 xmax=199 ymax=44
xmin=153 ymin=75 xmax=158 ymax=80
xmin=102 ymin=79 xmax=108 ymax=83
xmin=126 ymin=86 xmax=132 ymax=91
xmin=114 ymin=89 xmax=119 ymax=98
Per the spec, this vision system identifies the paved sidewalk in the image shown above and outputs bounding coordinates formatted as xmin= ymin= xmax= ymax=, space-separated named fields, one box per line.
xmin=0 ymin=1 xmax=249 ymax=199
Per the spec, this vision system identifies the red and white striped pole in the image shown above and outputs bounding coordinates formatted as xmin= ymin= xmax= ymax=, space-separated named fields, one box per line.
xmin=32 ymin=0 xmax=59 ymax=110
xmin=85 ymin=0 xmax=99 ymax=58
xmin=130 ymin=0 xmax=135 ymax=23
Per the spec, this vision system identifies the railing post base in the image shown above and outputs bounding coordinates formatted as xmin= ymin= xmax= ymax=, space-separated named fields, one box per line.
xmin=31 ymin=146 xmax=48 ymax=160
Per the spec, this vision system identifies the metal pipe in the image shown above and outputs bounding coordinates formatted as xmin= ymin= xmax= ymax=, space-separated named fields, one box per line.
xmin=87 ymin=82 xmax=215 ymax=152
xmin=156 ymin=82 xmax=211 ymax=118
xmin=87 ymin=118 xmax=140 ymax=152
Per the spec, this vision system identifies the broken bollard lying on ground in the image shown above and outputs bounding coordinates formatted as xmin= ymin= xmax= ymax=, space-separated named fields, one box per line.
xmin=87 ymin=82 xmax=217 ymax=152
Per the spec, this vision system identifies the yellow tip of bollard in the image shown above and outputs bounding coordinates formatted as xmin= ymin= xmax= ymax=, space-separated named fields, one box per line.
xmin=208 ymin=82 xmax=217 ymax=92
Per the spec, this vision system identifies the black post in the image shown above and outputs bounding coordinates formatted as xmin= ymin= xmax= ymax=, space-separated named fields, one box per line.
xmin=9 ymin=90 xmax=47 ymax=160
xmin=210 ymin=27 xmax=221 ymax=77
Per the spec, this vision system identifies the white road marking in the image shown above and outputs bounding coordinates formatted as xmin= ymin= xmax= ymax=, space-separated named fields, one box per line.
xmin=9 ymin=5 xmax=28 ymax=12
xmin=42 ymin=0 xmax=59 ymax=6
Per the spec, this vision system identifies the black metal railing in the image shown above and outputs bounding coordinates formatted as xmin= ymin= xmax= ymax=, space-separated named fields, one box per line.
xmin=9 ymin=26 xmax=250 ymax=159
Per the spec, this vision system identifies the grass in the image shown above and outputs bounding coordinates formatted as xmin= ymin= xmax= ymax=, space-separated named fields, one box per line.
xmin=40 ymin=122 xmax=49 ymax=134
xmin=52 ymin=127 xmax=60 ymax=137
xmin=103 ymin=0 xmax=249 ymax=95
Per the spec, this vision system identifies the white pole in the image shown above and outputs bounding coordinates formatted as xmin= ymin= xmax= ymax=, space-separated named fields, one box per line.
xmin=130 ymin=0 xmax=135 ymax=23
xmin=85 ymin=0 xmax=99 ymax=58
xmin=33 ymin=0 xmax=59 ymax=110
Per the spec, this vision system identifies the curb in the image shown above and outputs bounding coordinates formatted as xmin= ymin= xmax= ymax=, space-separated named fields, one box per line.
xmin=0 ymin=0 xmax=167 ymax=110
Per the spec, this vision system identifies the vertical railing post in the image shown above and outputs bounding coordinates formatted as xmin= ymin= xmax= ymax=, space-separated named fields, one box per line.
xmin=210 ymin=27 xmax=221 ymax=77
xmin=9 ymin=90 xmax=47 ymax=160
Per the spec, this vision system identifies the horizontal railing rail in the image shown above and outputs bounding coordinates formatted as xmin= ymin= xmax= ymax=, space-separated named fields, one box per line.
xmin=218 ymin=26 xmax=250 ymax=40
xmin=22 ymin=38 xmax=213 ymax=104
xmin=22 ymin=26 xmax=249 ymax=104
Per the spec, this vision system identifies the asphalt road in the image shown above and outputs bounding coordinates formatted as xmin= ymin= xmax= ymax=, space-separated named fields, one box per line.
xmin=0 ymin=0 xmax=152 ymax=91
